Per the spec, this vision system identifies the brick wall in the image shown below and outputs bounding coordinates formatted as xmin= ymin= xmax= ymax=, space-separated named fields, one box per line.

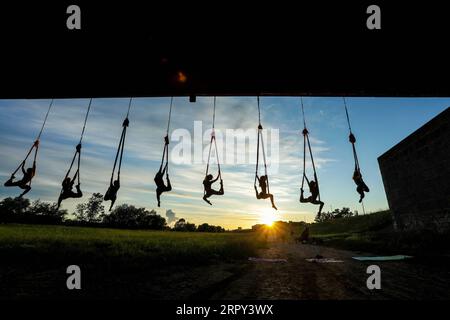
xmin=378 ymin=107 xmax=450 ymax=232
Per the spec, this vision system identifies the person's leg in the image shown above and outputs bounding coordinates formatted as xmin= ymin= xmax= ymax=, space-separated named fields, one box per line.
xmin=269 ymin=194 xmax=277 ymax=210
xmin=318 ymin=200 xmax=324 ymax=214
xmin=300 ymin=195 xmax=313 ymax=203
xmin=166 ymin=179 xmax=172 ymax=192
xmin=156 ymin=188 xmax=162 ymax=207
xmin=312 ymin=199 xmax=325 ymax=215
xmin=362 ymin=181 xmax=370 ymax=193
xmin=299 ymin=189 xmax=310 ymax=203
xmin=57 ymin=193 xmax=67 ymax=209
xmin=210 ymin=187 xmax=224 ymax=196
xmin=203 ymin=192 xmax=212 ymax=205
xmin=254 ymin=185 xmax=260 ymax=199
xmin=74 ymin=185 xmax=83 ymax=198
xmin=4 ymin=178 xmax=20 ymax=187
xmin=18 ymin=184 xmax=31 ymax=198
xmin=109 ymin=196 xmax=116 ymax=211
xmin=356 ymin=185 xmax=365 ymax=202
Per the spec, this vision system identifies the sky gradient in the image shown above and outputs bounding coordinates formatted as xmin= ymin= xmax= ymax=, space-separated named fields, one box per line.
xmin=0 ymin=97 xmax=448 ymax=229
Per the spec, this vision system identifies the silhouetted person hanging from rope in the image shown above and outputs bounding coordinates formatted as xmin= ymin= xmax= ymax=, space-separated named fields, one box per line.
xmin=203 ymin=97 xmax=225 ymax=206
xmin=344 ymin=98 xmax=370 ymax=203
xmin=4 ymin=100 xmax=53 ymax=197
xmin=299 ymin=98 xmax=325 ymax=217
xmin=104 ymin=104 xmax=131 ymax=212
xmin=57 ymin=99 xmax=92 ymax=209
xmin=155 ymin=98 xmax=174 ymax=207
xmin=300 ymin=178 xmax=324 ymax=216
xmin=57 ymin=175 xmax=83 ymax=209
xmin=4 ymin=159 xmax=36 ymax=198
xmin=254 ymin=97 xmax=278 ymax=210
xmin=203 ymin=173 xmax=223 ymax=205
xmin=104 ymin=179 xmax=120 ymax=211
xmin=155 ymin=137 xmax=172 ymax=207
xmin=353 ymin=169 xmax=369 ymax=203
xmin=255 ymin=174 xmax=277 ymax=210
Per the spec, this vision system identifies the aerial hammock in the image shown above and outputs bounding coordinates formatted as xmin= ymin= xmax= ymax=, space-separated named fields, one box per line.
xmin=254 ymin=96 xmax=277 ymax=210
xmin=57 ymin=98 xmax=92 ymax=209
xmin=203 ymin=96 xmax=224 ymax=205
xmin=299 ymin=97 xmax=324 ymax=217
xmin=154 ymin=97 xmax=173 ymax=207
xmin=4 ymin=99 xmax=54 ymax=198
xmin=104 ymin=98 xmax=132 ymax=211
xmin=343 ymin=97 xmax=369 ymax=205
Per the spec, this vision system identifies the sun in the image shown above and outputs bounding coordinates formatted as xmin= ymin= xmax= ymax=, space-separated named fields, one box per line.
xmin=259 ymin=207 xmax=277 ymax=227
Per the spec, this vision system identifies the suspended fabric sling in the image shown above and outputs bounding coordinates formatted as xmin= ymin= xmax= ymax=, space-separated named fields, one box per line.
xmin=203 ymin=96 xmax=224 ymax=205
xmin=300 ymin=97 xmax=321 ymax=201
xmin=343 ymin=97 xmax=361 ymax=177
xmin=154 ymin=97 xmax=173 ymax=207
xmin=5 ymin=99 xmax=54 ymax=193
xmin=343 ymin=97 xmax=369 ymax=209
xmin=57 ymin=98 xmax=92 ymax=208
xmin=159 ymin=97 xmax=173 ymax=176
xmin=104 ymin=98 xmax=132 ymax=211
xmin=205 ymin=96 xmax=222 ymax=185
xmin=254 ymin=96 xmax=270 ymax=193
xmin=254 ymin=96 xmax=277 ymax=210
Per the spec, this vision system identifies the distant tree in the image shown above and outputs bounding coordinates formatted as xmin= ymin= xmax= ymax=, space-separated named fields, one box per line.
xmin=173 ymin=218 xmax=196 ymax=232
xmin=185 ymin=222 xmax=196 ymax=232
xmin=0 ymin=197 xmax=67 ymax=224
xmin=103 ymin=204 xmax=166 ymax=230
xmin=28 ymin=199 xmax=68 ymax=223
xmin=0 ymin=197 xmax=30 ymax=215
xmin=315 ymin=207 xmax=355 ymax=222
xmin=0 ymin=197 xmax=30 ymax=223
xmin=74 ymin=193 xmax=105 ymax=223
xmin=174 ymin=218 xmax=186 ymax=231
xmin=197 ymin=223 xmax=225 ymax=233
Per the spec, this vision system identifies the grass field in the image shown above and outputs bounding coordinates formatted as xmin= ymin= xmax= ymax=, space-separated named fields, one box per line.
xmin=308 ymin=211 xmax=450 ymax=255
xmin=0 ymin=224 xmax=266 ymax=267
xmin=0 ymin=224 xmax=268 ymax=298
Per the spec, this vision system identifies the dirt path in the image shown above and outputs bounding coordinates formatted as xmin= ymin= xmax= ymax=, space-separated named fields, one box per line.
xmin=196 ymin=243 xmax=450 ymax=300
xmin=3 ymin=242 xmax=450 ymax=299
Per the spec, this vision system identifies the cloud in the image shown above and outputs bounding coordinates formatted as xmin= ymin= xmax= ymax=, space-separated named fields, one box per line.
xmin=165 ymin=209 xmax=178 ymax=225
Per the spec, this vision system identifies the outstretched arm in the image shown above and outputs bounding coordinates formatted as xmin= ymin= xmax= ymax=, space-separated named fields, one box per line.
xmin=21 ymin=162 xmax=26 ymax=174
xmin=211 ymin=175 xmax=220 ymax=183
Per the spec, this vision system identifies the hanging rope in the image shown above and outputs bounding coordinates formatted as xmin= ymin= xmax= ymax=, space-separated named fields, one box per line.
xmin=36 ymin=98 xmax=54 ymax=141
xmin=300 ymin=97 xmax=321 ymax=201
xmin=205 ymin=96 xmax=222 ymax=181
xmin=63 ymin=98 xmax=93 ymax=186
xmin=254 ymin=96 xmax=270 ymax=193
xmin=8 ymin=99 xmax=54 ymax=188
xmin=166 ymin=96 xmax=173 ymax=135
xmin=343 ymin=97 xmax=370 ymax=204
xmin=159 ymin=97 xmax=173 ymax=174
xmin=109 ymin=98 xmax=132 ymax=185
xmin=343 ymin=97 xmax=360 ymax=172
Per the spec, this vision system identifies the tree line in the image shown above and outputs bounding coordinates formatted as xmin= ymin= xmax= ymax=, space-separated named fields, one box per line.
xmin=0 ymin=193 xmax=224 ymax=232
xmin=314 ymin=207 xmax=358 ymax=222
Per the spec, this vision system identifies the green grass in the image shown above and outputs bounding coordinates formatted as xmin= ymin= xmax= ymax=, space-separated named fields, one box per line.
xmin=307 ymin=211 xmax=450 ymax=256
xmin=309 ymin=210 xmax=393 ymax=236
xmin=305 ymin=211 xmax=395 ymax=254
xmin=0 ymin=224 xmax=266 ymax=268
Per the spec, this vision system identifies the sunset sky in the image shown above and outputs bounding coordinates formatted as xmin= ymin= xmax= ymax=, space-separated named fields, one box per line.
xmin=0 ymin=97 xmax=448 ymax=229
